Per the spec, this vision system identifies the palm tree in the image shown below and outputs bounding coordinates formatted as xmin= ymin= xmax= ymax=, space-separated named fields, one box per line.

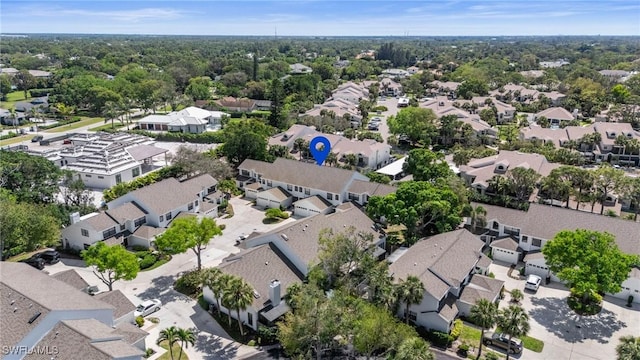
xmin=201 ymin=267 xmax=223 ymax=316
xmin=395 ymin=337 xmax=434 ymax=360
xmin=102 ymin=101 xmax=120 ymax=129
xmin=157 ymin=326 xmax=180 ymax=360
xmin=397 ymin=276 xmax=424 ymax=324
xmin=55 ymin=103 xmax=75 ymax=121
xmin=470 ymin=299 xmax=498 ymax=360
xmin=218 ymin=273 xmax=236 ymax=326
xmin=616 ymin=335 xmax=640 ymax=360
xmin=224 ymin=276 xmax=255 ymax=337
xmin=294 ymin=138 xmax=306 ymax=159
xmin=326 ymin=152 xmax=338 ymax=167
xmin=510 ymin=289 xmax=524 ymax=303
xmin=467 ymin=205 xmax=487 ymax=233
xmin=497 ymin=305 xmax=530 ymax=360
xmin=175 ymin=327 xmax=197 ymax=360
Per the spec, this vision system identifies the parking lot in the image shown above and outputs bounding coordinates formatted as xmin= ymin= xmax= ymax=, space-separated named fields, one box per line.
xmin=45 ymin=196 xmax=296 ymax=360
xmin=490 ymin=262 xmax=640 ymax=360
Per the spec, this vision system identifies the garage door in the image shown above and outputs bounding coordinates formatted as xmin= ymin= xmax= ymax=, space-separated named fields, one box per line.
xmin=525 ymin=263 xmax=561 ymax=282
xmin=294 ymin=205 xmax=320 ymax=218
xmin=492 ymin=248 xmax=518 ymax=265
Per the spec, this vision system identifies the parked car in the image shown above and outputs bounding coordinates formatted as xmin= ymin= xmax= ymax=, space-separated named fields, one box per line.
xmin=524 ymin=274 xmax=542 ymax=292
xmin=31 ymin=135 xmax=43 ymax=143
xmin=134 ymin=299 xmax=162 ymax=317
xmin=20 ymin=256 xmax=45 ymax=270
xmin=370 ymin=117 xmax=382 ymax=123
xmin=483 ymin=332 xmax=523 ymax=354
xmin=35 ymin=250 xmax=60 ymax=264
xmin=367 ymin=122 xmax=380 ymax=130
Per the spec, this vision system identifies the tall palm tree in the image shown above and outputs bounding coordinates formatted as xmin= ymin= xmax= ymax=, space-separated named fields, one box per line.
xmin=218 ymin=273 xmax=236 ymax=326
xmin=397 ymin=276 xmax=425 ymax=324
xmin=157 ymin=326 xmax=180 ymax=360
xmin=175 ymin=328 xmax=197 ymax=360
xmin=395 ymin=337 xmax=434 ymax=360
xmin=102 ymin=101 xmax=120 ymax=129
xmin=467 ymin=205 xmax=487 ymax=233
xmin=201 ymin=267 xmax=223 ymax=316
xmin=497 ymin=305 xmax=530 ymax=360
xmin=616 ymin=335 xmax=640 ymax=360
xmin=224 ymin=276 xmax=255 ymax=336
xmin=470 ymin=299 xmax=498 ymax=360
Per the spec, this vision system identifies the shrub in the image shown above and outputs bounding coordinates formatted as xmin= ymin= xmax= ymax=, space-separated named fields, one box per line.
xmin=139 ymin=254 xmax=157 ymax=269
xmin=0 ymin=132 xmax=18 ymax=140
xmin=247 ymin=340 xmax=257 ymax=347
xmin=131 ymin=245 xmax=148 ymax=252
xmin=510 ymin=289 xmax=524 ymax=303
xmin=423 ymin=330 xmax=454 ymax=348
xmin=450 ymin=319 xmax=463 ymax=340
xmin=457 ymin=343 xmax=470 ymax=356
xmin=174 ymin=270 xmax=203 ymax=296
xmin=484 ymin=352 xmax=499 ymax=360
xmin=265 ymin=207 xmax=289 ymax=220
xmin=257 ymin=326 xmax=279 ymax=345
xmin=373 ymin=105 xmax=388 ymax=112
xmin=29 ymin=88 xmax=53 ymax=97
xmin=219 ymin=224 xmax=226 ymax=230
xmin=135 ymin=316 xmax=145 ymax=327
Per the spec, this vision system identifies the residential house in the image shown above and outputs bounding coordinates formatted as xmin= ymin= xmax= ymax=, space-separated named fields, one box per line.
xmin=538 ymin=91 xmax=567 ymax=106
xmin=429 ymin=81 xmax=461 ymax=97
xmin=269 ymin=124 xmax=392 ymax=170
xmin=203 ymin=242 xmax=304 ymax=331
xmin=63 ymin=174 xmax=221 ymax=251
xmin=459 ymin=150 xmax=560 ymax=197
xmin=407 ymin=66 xmax=420 ymax=75
xmin=519 ymin=70 xmax=545 ymax=79
xmin=356 ymin=50 xmax=376 ymax=59
xmin=330 ymin=82 xmax=369 ymax=104
xmin=346 ymin=180 xmax=396 ymax=206
xmin=13 ymin=96 xmax=49 ymax=121
xmin=289 ymin=63 xmax=312 ymax=75
xmin=534 ymin=107 xmax=575 ymax=127
xmin=0 ymin=262 xmax=147 ymax=360
xmin=381 ymin=69 xmax=410 ymax=79
xmin=304 ymin=98 xmax=362 ymax=122
xmin=388 ymin=229 xmax=499 ymax=332
xmin=539 ymin=60 xmax=570 ymax=68
xmin=237 ymin=158 xmax=369 ymax=208
xmin=421 ymin=97 xmax=498 ymax=141
xmin=292 ymin=195 xmax=334 ymax=217
xmin=0 ymin=67 xmax=19 ymax=75
xmin=138 ymin=106 xmax=228 ymax=133
xmin=94 ymin=290 xmax=137 ymax=327
xmin=242 ymin=202 xmax=386 ymax=277
xmin=490 ymin=84 xmax=538 ymax=103
xmin=213 ymin=97 xmax=257 ymax=113
xmin=474 ymin=203 xmax=640 ymax=303
xmin=380 ymin=78 xmax=403 ymax=97
xmin=599 ymin=70 xmax=630 ymax=81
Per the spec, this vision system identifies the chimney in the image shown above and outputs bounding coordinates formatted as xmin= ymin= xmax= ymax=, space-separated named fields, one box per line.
xmin=269 ymin=279 xmax=281 ymax=306
xmin=69 ymin=212 xmax=81 ymax=224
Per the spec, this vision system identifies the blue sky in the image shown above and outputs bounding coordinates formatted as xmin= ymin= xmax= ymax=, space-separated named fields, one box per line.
xmin=1 ymin=1 xmax=639 ymax=36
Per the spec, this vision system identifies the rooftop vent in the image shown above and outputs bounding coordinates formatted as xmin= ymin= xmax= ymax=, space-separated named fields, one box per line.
xmin=281 ymin=234 xmax=289 ymax=241
xmin=253 ymin=290 xmax=261 ymax=299
xmin=28 ymin=312 xmax=42 ymax=324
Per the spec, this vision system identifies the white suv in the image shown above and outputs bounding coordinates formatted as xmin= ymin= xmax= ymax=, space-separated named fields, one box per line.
xmin=524 ymin=274 xmax=542 ymax=291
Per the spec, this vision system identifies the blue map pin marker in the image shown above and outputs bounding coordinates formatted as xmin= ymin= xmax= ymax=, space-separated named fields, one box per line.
xmin=309 ymin=136 xmax=331 ymax=166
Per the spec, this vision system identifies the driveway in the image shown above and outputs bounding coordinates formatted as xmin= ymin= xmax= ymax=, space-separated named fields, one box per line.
xmin=489 ymin=262 xmax=640 ymax=360
xmin=45 ymin=196 xmax=296 ymax=360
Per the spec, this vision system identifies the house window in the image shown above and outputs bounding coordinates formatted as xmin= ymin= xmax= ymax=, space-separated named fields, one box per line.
xmin=115 ymin=174 xmax=122 ymax=184
xmin=532 ymin=238 xmax=542 ymax=247
xmin=188 ymin=202 xmax=194 ymax=211
xmin=348 ymin=193 xmax=358 ymax=200
xmin=492 ymin=221 xmax=499 ymax=230
xmin=120 ymin=224 xmax=125 ymax=231
xmin=98 ymin=176 xmax=104 ymax=179
xmin=241 ymin=170 xmax=250 ymax=176
xmin=327 ymin=193 xmax=333 ymax=200
xmin=295 ymin=186 xmax=300 ymax=192
xmin=166 ymin=212 xmax=172 ymax=220
xmin=195 ymin=200 xmax=199 ymax=206
xmin=287 ymin=184 xmax=292 ymax=191
xmin=159 ymin=215 xmax=164 ymax=222
xmin=267 ymin=180 xmax=272 ymax=187
xmin=85 ymin=174 xmax=92 ymax=178
xmin=522 ymin=236 xmax=528 ymax=243
xmin=102 ymin=227 xmax=117 ymax=239
xmin=305 ymin=188 xmax=310 ymax=195
xmin=134 ymin=217 xmax=145 ymax=227
xmin=335 ymin=194 xmax=339 ymax=201
xmin=81 ymin=229 xmax=89 ymax=237
xmin=247 ymin=312 xmax=253 ymax=327
xmin=83 ymin=244 xmax=91 ymax=250
xmin=132 ymin=168 xmax=140 ymax=177
xmin=409 ymin=311 xmax=417 ymax=322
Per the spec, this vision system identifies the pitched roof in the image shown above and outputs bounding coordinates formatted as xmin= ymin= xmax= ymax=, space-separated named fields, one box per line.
xmin=458 ymin=274 xmax=505 ymax=305
xmin=491 ymin=237 xmax=520 ymax=252
xmin=1 ymin=263 xmax=114 ymax=350
xmin=389 ymin=229 xmax=485 ymax=299
xmin=105 ymin=202 xmax=147 ymax=223
xmin=246 ymin=203 xmax=381 ymax=269
xmin=536 ymin=107 xmax=574 ymax=121
xmin=94 ymin=290 xmax=135 ymax=319
xmin=294 ymin=195 xmax=333 ymax=210
xmin=126 ymin=144 xmax=168 ymax=161
xmin=132 ymin=225 xmax=165 ymax=239
xmin=480 ymin=203 xmax=640 ymax=255
xmin=181 ymin=174 xmax=219 ymax=195
xmin=259 ymin=186 xmax=293 ymax=201
xmin=118 ymin=177 xmax=195 ymax=215
xmin=460 ymin=151 xmax=560 ymax=188
xmin=217 ymin=243 xmax=304 ymax=309
xmin=84 ymin=212 xmax=119 ymax=231
xmin=51 ymin=269 xmax=90 ymax=290
xmin=347 ymin=180 xmax=396 ymax=197
xmin=238 ymin=158 xmax=362 ymax=194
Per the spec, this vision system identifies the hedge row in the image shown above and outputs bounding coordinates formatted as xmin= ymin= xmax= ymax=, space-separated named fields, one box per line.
xmin=0 ymin=132 xmax=19 ymax=140
xmin=29 ymin=88 xmax=53 ymax=97
xmin=38 ymin=116 xmax=82 ymax=130
xmin=129 ymin=130 xmax=226 ymax=144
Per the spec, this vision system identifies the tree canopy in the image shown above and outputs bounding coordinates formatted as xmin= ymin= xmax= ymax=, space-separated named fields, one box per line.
xmin=403 ymin=148 xmax=454 ymax=182
xmin=82 ymin=242 xmax=139 ymax=291
xmin=155 ymin=216 xmax=223 ymax=270
xmin=387 ymin=107 xmax=438 ymax=145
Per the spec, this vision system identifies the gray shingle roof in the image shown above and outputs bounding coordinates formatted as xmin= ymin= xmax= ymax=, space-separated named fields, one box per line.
xmin=181 ymin=174 xmax=219 ymax=195
xmin=105 ymin=202 xmax=147 ymax=223
xmin=480 ymin=203 xmax=640 ymax=255
xmin=458 ymin=274 xmax=505 ymax=305
xmin=94 ymin=290 xmax=135 ymax=320
xmin=347 ymin=179 xmax=396 ymax=197
xmin=51 ymin=269 xmax=90 ymax=290
xmin=217 ymin=243 xmax=304 ymax=309
xmin=132 ymin=225 xmax=165 ymax=239
xmin=294 ymin=195 xmax=333 ymax=210
xmin=239 ymin=158 xmax=362 ymax=194
xmin=122 ymin=177 xmax=196 ymax=215
xmin=491 ymin=237 xmax=520 ymax=252
xmin=85 ymin=212 xmax=119 ymax=231
xmin=260 ymin=186 xmax=293 ymax=201
xmin=389 ymin=229 xmax=485 ymax=300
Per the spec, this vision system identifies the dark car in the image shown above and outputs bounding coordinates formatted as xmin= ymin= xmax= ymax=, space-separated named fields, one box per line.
xmin=36 ymin=250 xmax=60 ymax=264
xmin=483 ymin=332 xmax=523 ymax=354
xmin=20 ymin=256 xmax=45 ymax=270
xmin=31 ymin=135 xmax=43 ymax=143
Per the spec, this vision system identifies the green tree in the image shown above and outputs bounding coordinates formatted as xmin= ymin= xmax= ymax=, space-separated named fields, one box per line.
xmin=219 ymin=273 xmax=236 ymax=326
xmin=81 ymin=242 xmax=139 ymax=291
xmin=157 ymin=326 xmax=180 ymax=360
xmin=365 ymin=171 xmax=391 ymax=184
xmin=397 ymin=275 xmax=424 ymax=324
xmin=510 ymin=289 xmax=524 ymax=303
xmin=14 ymin=69 xmax=37 ymax=99
xmin=387 ymin=107 xmax=438 ymax=145
xmin=202 ymin=267 xmax=224 ymax=316
xmin=0 ymin=151 xmax=62 ymax=204
xmin=616 ymin=336 xmax=640 ymax=360
xmin=268 ymin=78 xmax=286 ymax=129
xmin=542 ymin=230 xmax=638 ymax=306
xmin=395 ymin=337 xmax=434 ymax=360
xmin=175 ymin=328 xmax=196 ymax=360
xmin=497 ymin=305 xmax=530 ymax=360
xmin=619 ymin=177 xmax=640 ymax=221
xmin=403 ymin=148 xmax=453 ymax=182
xmin=466 ymin=204 xmax=487 ymax=233
xmin=593 ymin=165 xmax=625 ymax=215
xmin=221 ymin=119 xmax=272 ymax=165
xmin=612 ymin=84 xmax=631 ymax=104
xmin=155 ymin=216 xmax=223 ymax=271
xmin=55 ymin=103 xmax=75 ymax=121
xmin=457 ymin=78 xmax=489 ymax=99
xmin=0 ymin=75 xmax=11 ymax=99
xmin=318 ymin=227 xmax=375 ymax=289
xmin=506 ymin=167 xmax=540 ymax=203
xmin=470 ymin=299 xmax=498 ymax=360
xmin=185 ymin=76 xmax=211 ymax=100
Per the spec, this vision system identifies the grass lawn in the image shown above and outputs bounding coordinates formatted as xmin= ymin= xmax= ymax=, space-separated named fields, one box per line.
xmin=461 ymin=324 xmax=544 ymax=353
xmin=521 ymin=335 xmax=544 ymax=352
xmin=45 ymin=117 xmax=105 ymax=133
xmin=0 ymin=134 xmax=30 ymax=146
xmin=197 ymin=295 xmax=253 ymax=344
xmin=6 ymin=249 xmax=46 ymax=262
xmin=0 ymin=91 xmax=31 ymax=109
xmin=88 ymin=122 xmax=128 ymax=132
xmin=251 ymin=110 xmax=270 ymax=115
xmin=158 ymin=340 xmax=189 ymax=360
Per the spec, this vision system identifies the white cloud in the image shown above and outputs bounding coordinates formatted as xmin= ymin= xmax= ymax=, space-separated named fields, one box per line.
xmin=23 ymin=6 xmax=188 ymax=22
